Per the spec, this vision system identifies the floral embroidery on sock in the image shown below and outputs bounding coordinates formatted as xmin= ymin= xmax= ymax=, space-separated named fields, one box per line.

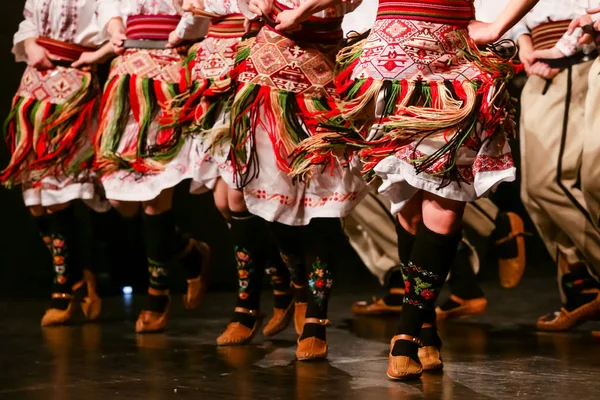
xmin=235 ymin=246 xmax=253 ymax=300
xmin=52 ymin=235 xmax=68 ymax=286
xmin=404 ymin=262 xmax=442 ymax=308
xmin=148 ymin=259 xmax=169 ymax=291
xmin=308 ymin=258 xmax=333 ymax=306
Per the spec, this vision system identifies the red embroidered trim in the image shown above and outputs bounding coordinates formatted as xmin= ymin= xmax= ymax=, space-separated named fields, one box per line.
xmin=376 ymin=0 xmax=475 ymax=26
xmin=126 ymin=14 xmax=181 ymax=41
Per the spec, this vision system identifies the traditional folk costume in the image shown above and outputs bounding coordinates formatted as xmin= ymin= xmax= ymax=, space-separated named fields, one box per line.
xmin=343 ymin=0 xmax=525 ymax=321
xmin=3 ymin=0 xmax=120 ymax=326
xmin=95 ymin=0 xmax=211 ymax=333
xmin=515 ymin=0 xmax=600 ymax=332
xmin=225 ymin=0 xmax=366 ymax=360
xmin=171 ymin=2 xmax=295 ymax=346
xmin=293 ymin=0 xmax=521 ymax=378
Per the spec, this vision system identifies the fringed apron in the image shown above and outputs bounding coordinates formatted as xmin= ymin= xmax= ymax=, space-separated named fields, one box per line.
xmin=229 ymin=1 xmax=367 ymax=226
xmin=294 ymin=0 xmax=519 ymax=215
xmin=166 ymin=14 xmax=261 ymax=193
xmin=95 ymin=14 xmax=194 ymax=201
xmin=2 ymin=38 xmax=101 ymax=207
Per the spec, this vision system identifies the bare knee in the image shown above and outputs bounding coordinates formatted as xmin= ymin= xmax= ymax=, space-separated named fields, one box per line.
xmin=28 ymin=205 xmax=46 ymax=217
xmin=46 ymin=202 xmax=70 ymax=214
xmin=110 ymin=200 xmax=141 ymax=218
xmin=422 ymin=192 xmax=465 ymax=235
xmin=213 ymin=179 xmax=231 ymax=220
xmin=142 ymin=189 xmax=174 ymax=215
xmin=228 ymin=189 xmax=248 ymax=213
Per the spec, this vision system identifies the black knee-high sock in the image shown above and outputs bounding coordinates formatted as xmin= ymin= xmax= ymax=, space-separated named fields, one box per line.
xmin=301 ymin=219 xmax=341 ymax=341
xmin=174 ymin=228 xmax=205 ymax=280
xmin=445 ymin=240 xmax=484 ymax=301
xmin=384 ymin=223 xmax=417 ymax=305
xmin=266 ymin=222 xmax=308 ymax=303
xmin=143 ymin=211 xmax=178 ymax=312
xmin=47 ymin=206 xmax=85 ymax=310
xmin=32 ymin=213 xmax=53 ymax=253
xmin=393 ymin=225 xmax=461 ymax=358
xmin=230 ymin=211 xmax=267 ymax=328
xmin=265 ymin=240 xmax=293 ymax=309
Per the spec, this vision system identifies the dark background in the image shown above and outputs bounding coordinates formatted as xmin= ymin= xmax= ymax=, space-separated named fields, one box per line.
xmin=0 ymin=1 xmax=551 ymax=301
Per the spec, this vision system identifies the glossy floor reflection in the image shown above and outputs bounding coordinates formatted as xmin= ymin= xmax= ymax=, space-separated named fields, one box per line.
xmin=2 ymin=276 xmax=600 ymax=399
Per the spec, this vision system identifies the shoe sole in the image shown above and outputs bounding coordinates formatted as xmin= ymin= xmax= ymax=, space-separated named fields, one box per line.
xmin=437 ymin=299 xmax=487 ymax=321
xmin=386 ymin=372 xmax=422 ymax=381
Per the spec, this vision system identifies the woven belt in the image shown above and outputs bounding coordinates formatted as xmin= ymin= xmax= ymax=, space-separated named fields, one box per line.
xmin=126 ymin=14 xmax=181 ymax=41
xmin=531 ymin=20 xmax=571 ymax=50
xmin=36 ymin=37 xmax=95 ymax=63
xmin=207 ymin=14 xmax=262 ymax=38
xmin=376 ymin=0 xmax=474 ymax=26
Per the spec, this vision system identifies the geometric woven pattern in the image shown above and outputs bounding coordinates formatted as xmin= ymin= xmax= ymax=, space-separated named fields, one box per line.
xmin=352 ymin=19 xmax=484 ymax=82
xmin=110 ymin=48 xmax=182 ymax=81
xmin=238 ymin=28 xmax=338 ymax=97
xmin=18 ymin=66 xmax=87 ymax=104
xmin=191 ymin=37 xmax=239 ymax=80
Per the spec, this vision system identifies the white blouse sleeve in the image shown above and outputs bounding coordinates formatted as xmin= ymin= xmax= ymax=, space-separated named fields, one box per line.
xmin=13 ymin=0 xmax=39 ymax=62
xmin=174 ymin=12 xmax=210 ymax=40
xmin=97 ymin=0 xmax=124 ymax=37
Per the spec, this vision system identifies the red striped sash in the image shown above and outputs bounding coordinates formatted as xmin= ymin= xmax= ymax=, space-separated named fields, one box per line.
xmin=207 ymin=14 xmax=262 ymax=38
xmin=263 ymin=1 xmax=343 ymax=45
xmin=36 ymin=37 xmax=95 ymax=62
xmin=376 ymin=0 xmax=474 ymax=26
xmin=531 ymin=20 xmax=571 ymax=50
xmin=126 ymin=14 xmax=181 ymax=41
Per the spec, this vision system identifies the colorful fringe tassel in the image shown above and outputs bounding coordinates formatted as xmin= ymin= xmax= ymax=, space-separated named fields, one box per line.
xmin=290 ymin=30 xmax=520 ymax=184
xmin=95 ymin=72 xmax=185 ymax=174
xmin=1 ymin=72 xmax=97 ymax=187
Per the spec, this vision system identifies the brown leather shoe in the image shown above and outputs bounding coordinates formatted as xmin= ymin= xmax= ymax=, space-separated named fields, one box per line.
xmin=418 ymin=323 xmax=443 ymax=371
xmin=217 ymin=308 xmax=264 ymax=346
xmin=352 ymin=296 xmax=403 ymax=316
xmin=81 ymin=271 xmax=102 ymax=321
xmin=387 ymin=335 xmax=423 ymax=381
xmin=41 ymin=294 xmax=78 ymax=327
xmin=436 ymin=295 xmax=487 ymax=321
xmin=495 ymin=212 xmax=527 ymax=289
xmin=263 ymin=300 xmax=294 ymax=337
xmin=136 ymin=295 xmax=171 ymax=334
xmin=296 ymin=318 xmax=331 ymax=361
xmin=536 ymin=289 xmax=600 ymax=331
xmin=418 ymin=346 xmax=443 ymax=371
xmin=183 ymin=240 xmax=212 ymax=310
xmin=294 ymin=302 xmax=307 ymax=336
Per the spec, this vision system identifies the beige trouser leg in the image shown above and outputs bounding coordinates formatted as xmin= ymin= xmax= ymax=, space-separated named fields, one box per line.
xmin=582 ymin=58 xmax=600 ymax=233
xmin=520 ymin=61 xmax=600 ymax=280
xmin=463 ymin=198 xmax=499 ymax=238
xmin=343 ymin=189 xmax=400 ymax=285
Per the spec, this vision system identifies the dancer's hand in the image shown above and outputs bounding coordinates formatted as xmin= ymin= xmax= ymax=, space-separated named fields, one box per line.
xmin=71 ymin=51 xmax=100 ymax=70
xmin=468 ymin=20 xmax=502 ymax=45
xmin=567 ymin=13 xmax=595 ymax=44
xmin=110 ymin=32 xmax=127 ymax=55
xmin=107 ymin=18 xmax=127 ymax=55
xmin=167 ymin=30 xmax=184 ymax=48
xmin=24 ymin=39 xmax=54 ymax=70
xmin=517 ymin=37 xmax=535 ymax=75
xmin=248 ymin=0 xmax=273 ymax=17
xmin=528 ymin=61 xmax=560 ymax=80
xmin=183 ymin=0 xmax=204 ymax=12
xmin=275 ymin=9 xmax=302 ymax=32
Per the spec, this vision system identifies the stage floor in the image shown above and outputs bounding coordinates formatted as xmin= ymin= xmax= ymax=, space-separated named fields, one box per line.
xmin=2 ymin=276 xmax=600 ymax=399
